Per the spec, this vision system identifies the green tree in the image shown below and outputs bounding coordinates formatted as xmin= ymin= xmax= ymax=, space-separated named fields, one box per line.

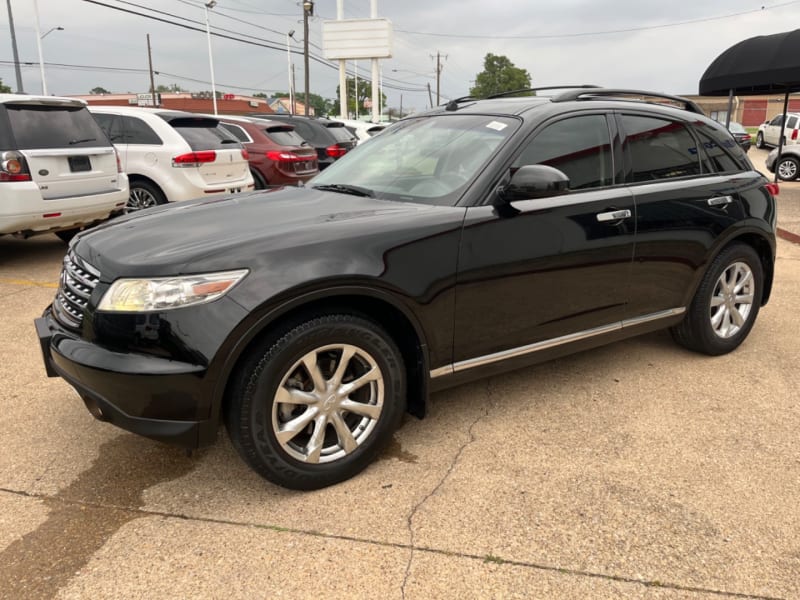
xmin=273 ymin=91 xmax=335 ymax=117
xmin=155 ymin=83 xmax=186 ymax=93
xmin=90 ymin=86 xmax=110 ymax=95
xmin=335 ymin=78 xmax=386 ymax=117
xmin=469 ymin=54 xmax=531 ymax=98
xmin=0 ymin=79 xmax=12 ymax=94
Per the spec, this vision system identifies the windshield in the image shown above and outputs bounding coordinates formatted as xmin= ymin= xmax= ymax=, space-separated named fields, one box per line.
xmin=310 ymin=114 xmax=517 ymax=205
xmin=728 ymin=122 xmax=746 ymax=134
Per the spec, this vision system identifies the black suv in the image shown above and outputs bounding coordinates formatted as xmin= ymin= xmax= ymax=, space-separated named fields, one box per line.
xmin=36 ymin=88 xmax=777 ymax=490
xmin=248 ymin=114 xmax=356 ymax=170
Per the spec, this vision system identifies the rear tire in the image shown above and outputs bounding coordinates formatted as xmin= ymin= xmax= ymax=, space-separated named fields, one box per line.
xmin=776 ymin=155 xmax=800 ymax=181
xmin=755 ymin=131 xmax=764 ymax=149
xmin=55 ymin=229 xmax=79 ymax=243
xmin=670 ymin=243 xmax=763 ymax=356
xmin=225 ymin=314 xmax=406 ymax=490
xmin=128 ymin=180 xmax=166 ymax=211
xmin=250 ymin=169 xmax=267 ymax=190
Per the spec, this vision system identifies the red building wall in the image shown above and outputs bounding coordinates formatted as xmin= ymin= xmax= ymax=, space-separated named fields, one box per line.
xmin=741 ymin=100 xmax=768 ymax=127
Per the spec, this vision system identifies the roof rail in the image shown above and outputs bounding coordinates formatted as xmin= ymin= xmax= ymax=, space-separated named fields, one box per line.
xmin=552 ymin=88 xmax=704 ymax=115
xmin=486 ymin=85 xmax=601 ymax=99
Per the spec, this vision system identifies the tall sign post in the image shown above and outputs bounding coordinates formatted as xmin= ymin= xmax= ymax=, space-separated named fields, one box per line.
xmin=323 ymin=3 xmax=393 ymax=122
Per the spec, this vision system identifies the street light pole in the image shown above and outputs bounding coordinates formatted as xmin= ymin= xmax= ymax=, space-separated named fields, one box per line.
xmin=204 ymin=0 xmax=218 ymax=115
xmin=302 ymin=1 xmax=313 ymax=116
xmin=32 ymin=0 xmax=47 ymax=95
xmin=286 ymin=30 xmax=295 ymax=115
xmin=5 ymin=0 xmax=24 ymax=92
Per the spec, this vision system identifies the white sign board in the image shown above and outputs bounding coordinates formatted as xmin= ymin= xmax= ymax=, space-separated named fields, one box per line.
xmin=136 ymin=93 xmax=160 ymax=107
xmin=322 ymin=18 xmax=393 ymax=60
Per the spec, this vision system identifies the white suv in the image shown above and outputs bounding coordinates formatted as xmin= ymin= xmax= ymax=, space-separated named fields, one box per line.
xmin=755 ymin=112 xmax=800 ymax=149
xmin=89 ymin=106 xmax=254 ymax=210
xmin=0 ymin=94 xmax=128 ymax=241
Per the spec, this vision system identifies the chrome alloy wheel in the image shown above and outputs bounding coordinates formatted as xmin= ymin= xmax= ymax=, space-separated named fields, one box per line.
xmin=709 ymin=261 xmax=754 ymax=339
xmin=128 ymin=187 xmax=159 ymax=211
xmin=272 ymin=344 xmax=384 ymax=464
xmin=778 ymin=158 xmax=798 ymax=180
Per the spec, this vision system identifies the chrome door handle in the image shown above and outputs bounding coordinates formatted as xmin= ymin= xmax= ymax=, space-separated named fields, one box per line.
xmin=596 ymin=209 xmax=632 ymax=222
xmin=707 ymin=195 xmax=733 ymax=206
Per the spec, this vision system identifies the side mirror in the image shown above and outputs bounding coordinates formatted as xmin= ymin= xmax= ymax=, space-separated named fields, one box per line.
xmin=497 ymin=164 xmax=570 ymax=203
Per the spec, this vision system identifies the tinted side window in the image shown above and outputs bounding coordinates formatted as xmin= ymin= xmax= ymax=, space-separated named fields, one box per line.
xmin=788 ymin=116 xmax=798 ymax=129
xmin=93 ymin=113 xmax=123 ymax=143
xmin=769 ymin=115 xmax=784 ymax=126
xmin=220 ymin=123 xmax=251 ymax=143
xmin=513 ymin=114 xmax=614 ymax=190
xmin=291 ymin=121 xmax=320 ymax=145
xmin=121 ymin=116 xmax=162 ymax=145
xmin=692 ymin=122 xmax=747 ymax=174
xmin=621 ymin=115 xmax=701 ymax=182
xmin=6 ymin=104 xmax=109 ymax=149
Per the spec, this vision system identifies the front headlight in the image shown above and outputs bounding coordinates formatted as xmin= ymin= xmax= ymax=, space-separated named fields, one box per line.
xmin=97 ymin=269 xmax=248 ymax=312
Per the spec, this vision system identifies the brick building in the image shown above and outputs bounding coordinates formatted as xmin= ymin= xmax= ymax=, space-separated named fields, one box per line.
xmin=684 ymin=93 xmax=800 ymax=126
xmin=72 ymin=92 xmax=281 ymax=116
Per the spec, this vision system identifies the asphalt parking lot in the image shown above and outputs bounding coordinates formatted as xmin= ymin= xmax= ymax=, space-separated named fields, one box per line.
xmin=1 ymin=161 xmax=799 ymax=598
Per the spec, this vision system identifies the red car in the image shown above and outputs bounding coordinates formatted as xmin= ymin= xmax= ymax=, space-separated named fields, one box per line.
xmin=214 ymin=116 xmax=319 ymax=188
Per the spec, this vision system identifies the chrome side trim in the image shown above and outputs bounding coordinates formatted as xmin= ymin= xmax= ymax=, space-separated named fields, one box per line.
xmin=430 ymin=307 xmax=686 ymax=379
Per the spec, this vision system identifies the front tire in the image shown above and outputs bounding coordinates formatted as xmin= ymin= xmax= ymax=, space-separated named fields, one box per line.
xmin=225 ymin=314 xmax=406 ymax=490
xmin=755 ymin=131 xmax=765 ymax=149
xmin=671 ymin=244 xmax=763 ymax=356
xmin=776 ymin=155 xmax=800 ymax=181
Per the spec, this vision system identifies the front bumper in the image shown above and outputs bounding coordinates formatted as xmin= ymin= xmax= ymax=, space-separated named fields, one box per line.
xmin=34 ymin=310 xmax=215 ymax=448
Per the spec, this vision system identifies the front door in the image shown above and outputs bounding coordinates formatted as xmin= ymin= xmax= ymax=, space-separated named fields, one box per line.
xmin=453 ymin=113 xmax=636 ymax=366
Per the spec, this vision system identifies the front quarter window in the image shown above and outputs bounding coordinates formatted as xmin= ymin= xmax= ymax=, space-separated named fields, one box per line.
xmin=311 ymin=115 xmax=517 ymax=205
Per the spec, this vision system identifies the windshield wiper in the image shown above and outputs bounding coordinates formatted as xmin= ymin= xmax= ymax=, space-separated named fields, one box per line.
xmin=312 ymin=184 xmax=374 ymax=197
xmin=69 ymin=137 xmax=96 ymax=145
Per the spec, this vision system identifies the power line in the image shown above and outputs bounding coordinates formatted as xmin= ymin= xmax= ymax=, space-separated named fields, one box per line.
xmin=81 ymin=0 xmax=427 ymax=92
xmin=392 ymin=1 xmax=800 ymax=40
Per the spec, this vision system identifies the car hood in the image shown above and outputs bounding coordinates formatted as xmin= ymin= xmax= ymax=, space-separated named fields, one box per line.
xmin=73 ymin=186 xmax=455 ymax=279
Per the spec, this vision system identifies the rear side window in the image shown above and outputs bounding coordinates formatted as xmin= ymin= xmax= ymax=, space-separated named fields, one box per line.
xmin=121 ymin=116 xmax=163 ymax=145
xmin=165 ymin=117 xmax=240 ymax=151
xmin=621 ymin=115 xmax=702 ymax=182
xmin=513 ymin=114 xmax=614 ymax=190
xmin=290 ymin=120 xmax=320 ymax=145
xmin=92 ymin=113 xmax=123 ymax=143
xmin=220 ymin=123 xmax=252 ymax=143
xmin=6 ymin=104 xmax=109 ymax=149
xmin=326 ymin=123 xmax=357 ymax=143
xmin=264 ymin=127 xmax=306 ymax=147
xmin=788 ymin=116 xmax=799 ymax=129
xmin=692 ymin=122 xmax=747 ymax=174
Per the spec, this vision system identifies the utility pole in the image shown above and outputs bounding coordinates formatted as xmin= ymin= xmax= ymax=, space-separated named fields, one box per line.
xmin=5 ymin=0 xmax=24 ymax=93
xmin=426 ymin=82 xmax=433 ymax=109
xmin=433 ymin=51 xmax=447 ymax=105
xmin=32 ymin=0 xmax=47 ymax=95
xmin=147 ymin=34 xmax=157 ymax=106
xmin=336 ymin=0 xmax=346 ymax=119
xmin=302 ymin=1 xmax=313 ymax=116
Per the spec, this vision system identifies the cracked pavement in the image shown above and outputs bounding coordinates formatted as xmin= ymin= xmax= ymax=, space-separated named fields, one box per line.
xmin=1 ymin=192 xmax=800 ymax=598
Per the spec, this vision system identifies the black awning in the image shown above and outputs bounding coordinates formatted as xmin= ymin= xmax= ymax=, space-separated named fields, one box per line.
xmin=699 ymin=29 xmax=800 ymax=96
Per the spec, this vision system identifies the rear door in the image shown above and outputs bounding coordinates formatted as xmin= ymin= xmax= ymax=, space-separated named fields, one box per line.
xmin=765 ymin=114 xmax=784 ymax=146
xmin=620 ymin=113 xmax=750 ymax=318
xmin=7 ymin=102 xmax=119 ymax=199
xmin=167 ymin=117 xmax=249 ymax=186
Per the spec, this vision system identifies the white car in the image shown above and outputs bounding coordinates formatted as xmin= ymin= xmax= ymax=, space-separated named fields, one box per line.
xmin=755 ymin=112 xmax=800 ymax=149
xmin=328 ymin=118 xmax=386 ymax=145
xmin=89 ymin=106 xmax=254 ymax=210
xmin=0 ymin=94 xmax=128 ymax=241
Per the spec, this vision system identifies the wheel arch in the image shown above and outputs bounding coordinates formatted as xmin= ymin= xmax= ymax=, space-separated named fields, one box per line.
xmin=127 ymin=173 xmax=166 ymax=198
xmin=212 ymin=288 xmax=431 ymax=433
xmin=691 ymin=229 xmax=775 ymax=307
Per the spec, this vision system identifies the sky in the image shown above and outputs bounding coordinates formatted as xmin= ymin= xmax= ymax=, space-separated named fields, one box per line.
xmin=1 ymin=0 xmax=799 ymax=113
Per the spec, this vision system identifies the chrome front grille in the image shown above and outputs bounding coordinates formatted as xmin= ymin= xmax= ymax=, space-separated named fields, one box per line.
xmin=53 ymin=253 xmax=100 ymax=330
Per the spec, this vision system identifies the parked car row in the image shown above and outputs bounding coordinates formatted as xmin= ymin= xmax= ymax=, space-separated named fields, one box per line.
xmin=1 ymin=94 xmax=373 ymax=241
